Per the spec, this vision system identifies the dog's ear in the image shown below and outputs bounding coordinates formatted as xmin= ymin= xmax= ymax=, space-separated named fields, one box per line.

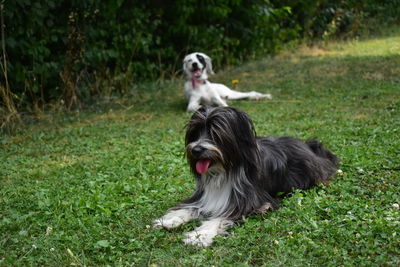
xmin=199 ymin=53 xmax=214 ymax=75
xmin=182 ymin=57 xmax=189 ymax=74
xmin=204 ymin=55 xmax=214 ymax=75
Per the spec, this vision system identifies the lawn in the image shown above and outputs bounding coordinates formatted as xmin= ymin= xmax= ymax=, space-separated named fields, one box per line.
xmin=1 ymin=29 xmax=399 ymax=266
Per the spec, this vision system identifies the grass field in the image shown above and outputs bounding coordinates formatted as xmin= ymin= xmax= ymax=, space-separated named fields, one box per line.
xmin=1 ymin=29 xmax=399 ymax=266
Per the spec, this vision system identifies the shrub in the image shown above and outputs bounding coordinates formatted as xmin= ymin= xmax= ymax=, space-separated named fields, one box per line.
xmin=0 ymin=0 xmax=398 ymax=120
xmin=1 ymin=0 xmax=295 ymax=112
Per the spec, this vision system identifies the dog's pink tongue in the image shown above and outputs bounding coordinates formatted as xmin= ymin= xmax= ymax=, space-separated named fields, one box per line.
xmin=192 ymin=70 xmax=202 ymax=78
xmin=196 ymin=159 xmax=212 ymax=174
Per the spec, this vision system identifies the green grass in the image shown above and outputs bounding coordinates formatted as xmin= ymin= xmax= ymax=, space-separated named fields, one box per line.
xmin=1 ymin=29 xmax=400 ymax=266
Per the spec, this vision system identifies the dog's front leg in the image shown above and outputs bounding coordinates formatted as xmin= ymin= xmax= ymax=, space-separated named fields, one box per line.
xmin=187 ymin=96 xmax=202 ymax=112
xmin=211 ymin=94 xmax=228 ymax=108
xmin=154 ymin=208 xmax=196 ymax=229
xmin=183 ymin=218 xmax=234 ymax=247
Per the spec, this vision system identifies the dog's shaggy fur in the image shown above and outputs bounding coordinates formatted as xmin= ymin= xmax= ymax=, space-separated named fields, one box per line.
xmin=154 ymin=107 xmax=339 ymax=246
xmin=183 ymin=52 xmax=272 ymax=112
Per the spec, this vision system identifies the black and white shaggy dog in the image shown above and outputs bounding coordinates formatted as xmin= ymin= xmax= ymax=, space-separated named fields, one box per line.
xmin=154 ymin=106 xmax=339 ymax=247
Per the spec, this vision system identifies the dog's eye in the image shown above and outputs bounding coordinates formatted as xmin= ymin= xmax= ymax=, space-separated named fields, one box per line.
xmin=186 ymin=134 xmax=200 ymax=145
xmin=196 ymin=54 xmax=206 ymax=65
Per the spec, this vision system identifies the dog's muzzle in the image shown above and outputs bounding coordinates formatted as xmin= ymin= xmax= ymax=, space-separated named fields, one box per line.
xmin=189 ymin=145 xmax=213 ymax=174
xmin=191 ymin=63 xmax=202 ymax=79
xmin=191 ymin=145 xmax=205 ymax=157
xmin=192 ymin=62 xmax=199 ymax=71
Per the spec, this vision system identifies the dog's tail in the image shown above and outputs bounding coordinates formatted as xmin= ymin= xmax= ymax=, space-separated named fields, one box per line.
xmin=306 ymin=139 xmax=339 ymax=181
xmin=306 ymin=139 xmax=339 ymax=167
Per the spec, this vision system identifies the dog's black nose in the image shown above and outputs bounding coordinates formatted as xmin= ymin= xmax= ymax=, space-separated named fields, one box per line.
xmin=192 ymin=62 xmax=199 ymax=71
xmin=191 ymin=145 xmax=205 ymax=157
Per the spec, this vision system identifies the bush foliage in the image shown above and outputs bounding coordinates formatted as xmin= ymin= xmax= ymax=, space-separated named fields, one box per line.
xmin=1 ymin=0 xmax=399 ymax=114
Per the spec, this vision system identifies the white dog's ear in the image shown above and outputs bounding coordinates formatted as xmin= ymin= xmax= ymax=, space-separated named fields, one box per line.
xmin=182 ymin=55 xmax=192 ymax=77
xmin=204 ymin=55 xmax=215 ymax=75
xmin=182 ymin=59 xmax=188 ymax=73
xmin=198 ymin=53 xmax=214 ymax=75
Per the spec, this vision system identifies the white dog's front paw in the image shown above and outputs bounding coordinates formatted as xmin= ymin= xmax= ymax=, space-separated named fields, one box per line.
xmin=249 ymin=92 xmax=272 ymax=100
xmin=183 ymin=230 xmax=215 ymax=247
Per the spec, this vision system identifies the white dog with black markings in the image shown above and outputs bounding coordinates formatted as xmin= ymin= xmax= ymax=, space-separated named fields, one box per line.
xmin=183 ymin=52 xmax=272 ymax=112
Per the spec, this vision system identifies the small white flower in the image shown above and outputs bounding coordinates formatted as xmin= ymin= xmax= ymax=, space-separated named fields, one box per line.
xmin=50 ymin=248 xmax=55 ymax=252
xmin=46 ymin=226 xmax=53 ymax=236
xmin=274 ymin=240 xmax=279 ymax=245
xmin=392 ymin=203 xmax=399 ymax=209
xmin=32 ymin=244 xmax=37 ymax=249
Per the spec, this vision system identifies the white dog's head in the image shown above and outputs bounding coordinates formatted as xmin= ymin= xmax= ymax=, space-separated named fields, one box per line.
xmin=183 ymin=52 xmax=215 ymax=81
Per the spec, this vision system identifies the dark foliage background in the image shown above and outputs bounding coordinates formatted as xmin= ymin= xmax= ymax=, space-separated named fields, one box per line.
xmin=1 ymin=0 xmax=399 ymax=113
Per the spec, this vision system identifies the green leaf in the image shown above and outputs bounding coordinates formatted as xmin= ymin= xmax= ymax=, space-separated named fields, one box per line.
xmin=95 ymin=240 xmax=109 ymax=248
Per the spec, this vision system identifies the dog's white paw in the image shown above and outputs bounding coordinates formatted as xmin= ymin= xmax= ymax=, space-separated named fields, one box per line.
xmin=153 ymin=216 xmax=185 ymax=229
xmin=153 ymin=209 xmax=194 ymax=229
xmin=183 ymin=230 xmax=215 ymax=247
xmin=263 ymin=93 xmax=273 ymax=99
xmin=182 ymin=218 xmax=233 ymax=247
xmin=153 ymin=218 xmax=164 ymax=229
xmin=249 ymin=92 xmax=272 ymax=100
